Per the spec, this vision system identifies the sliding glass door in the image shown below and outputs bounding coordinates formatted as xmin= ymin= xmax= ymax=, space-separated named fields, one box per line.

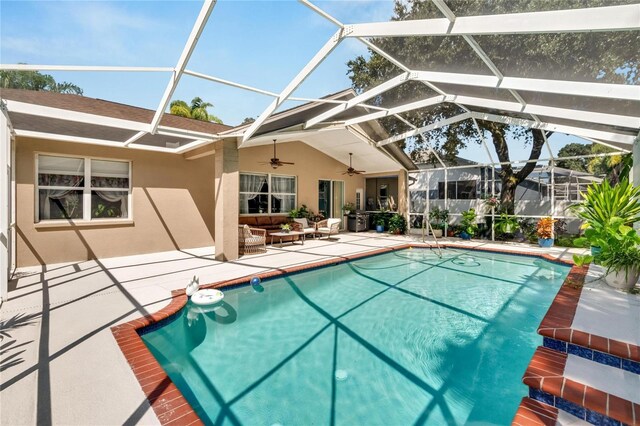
xmin=318 ymin=180 xmax=344 ymax=222
xmin=332 ymin=181 xmax=344 ymax=218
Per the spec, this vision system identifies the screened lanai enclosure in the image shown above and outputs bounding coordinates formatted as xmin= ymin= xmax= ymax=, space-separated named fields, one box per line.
xmin=1 ymin=0 xmax=639 ymax=298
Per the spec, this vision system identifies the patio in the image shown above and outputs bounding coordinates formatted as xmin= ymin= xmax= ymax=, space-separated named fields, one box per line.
xmin=0 ymin=232 xmax=590 ymax=425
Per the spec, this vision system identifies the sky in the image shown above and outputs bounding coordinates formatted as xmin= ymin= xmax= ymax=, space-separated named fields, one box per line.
xmin=1 ymin=0 xmax=589 ymax=163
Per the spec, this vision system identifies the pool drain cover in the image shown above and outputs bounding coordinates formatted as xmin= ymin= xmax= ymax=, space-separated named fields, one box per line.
xmin=335 ymin=369 xmax=348 ymax=381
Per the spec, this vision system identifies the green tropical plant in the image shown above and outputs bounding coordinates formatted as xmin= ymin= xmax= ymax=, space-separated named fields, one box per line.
xmin=571 ymin=179 xmax=640 ymax=227
xmin=288 ymin=204 xmax=314 ymax=219
xmin=428 ymin=207 xmax=449 ymax=229
xmin=572 ymin=254 xmax=594 ymax=267
xmin=460 ymin=209 xmax=478 ymax=237
xmin=388 ymin=213 xmax=407 ymax=234
xmin=494 ymin=213 xmax=519 ymax=234
xmin=374 ymin=213 xmax=386 ymax=227
xmin=170 ymin=97 xmax=223 ymax=124
xmin=572 ymin=179 xmax=640 ymax=254
xmin=590 ymin=217 xmax=640 ymax=279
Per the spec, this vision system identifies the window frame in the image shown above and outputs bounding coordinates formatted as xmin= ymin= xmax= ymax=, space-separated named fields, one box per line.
xmin=239 ymin=171 xmax=297 ymax=216
xmin=35 ymin=153 xmax=132 ymax=223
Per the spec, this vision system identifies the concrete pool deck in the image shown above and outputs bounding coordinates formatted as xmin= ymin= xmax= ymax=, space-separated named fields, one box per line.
xmin=0 ymin=232 xmax=636 ymax=425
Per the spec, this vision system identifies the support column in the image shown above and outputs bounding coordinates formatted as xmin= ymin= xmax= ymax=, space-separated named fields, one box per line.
xmin=634 ymin=136 xmax=640 ymax=188
xmin=0 ymin=103 xmax=12 ymax=301
xmin=214 ymin=138 xmax=239 ymax=261
xmin=633 ymin=136 xmax=640 ymax=230
xmin=398 ymin=169 xmax=409 ymax=220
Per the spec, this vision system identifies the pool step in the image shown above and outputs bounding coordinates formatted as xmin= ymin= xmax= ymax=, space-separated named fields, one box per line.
xmin=521 ymin=346 xmax=639 ymax=425
xmin=536 ymin=280 xmax=640 ymax=373
xmin=513 ymin=398 xmax=590 ymax=426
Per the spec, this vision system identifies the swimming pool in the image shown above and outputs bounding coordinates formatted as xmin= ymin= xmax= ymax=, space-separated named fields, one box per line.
xmin=141 ymin=248 xmax=569 ymax=425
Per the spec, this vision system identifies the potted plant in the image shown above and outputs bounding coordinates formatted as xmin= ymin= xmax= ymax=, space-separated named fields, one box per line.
xmin=494 ymin=213 xmax=519 ymax=236
xmin=280 ymin=223 xmax=291 ymax=233
xmin=459 ymin=209 xmax=478 ymax=240
xmin=428 ymin=207 xmax=449 ymax=238
xmin=578 ymin=217 xmax=640 ymax=290
xmin=289 ymin=204 xmax=314 ymax=219
xmin=388 ymin=213 xmax=407 ymax=235
xmin=536 ymin=217 xmax=556 ymax=247
xmin=374 ymin=214 xmax=385 ymax=233
xmin=342 ymin=202 xmax=356 ymax=215
xmin=601 ymin=242 xmax=640 ymax=290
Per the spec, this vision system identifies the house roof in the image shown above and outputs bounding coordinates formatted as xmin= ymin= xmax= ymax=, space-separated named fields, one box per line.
xmin=1 ymin=88 xmax=232 ymax=135
xmin=0 ymin=87 xmax=413 ymax=172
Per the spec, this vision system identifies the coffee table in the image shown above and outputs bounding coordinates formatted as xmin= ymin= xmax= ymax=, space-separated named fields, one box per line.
xmin=270 ymin=231 xmax=305 ymax=247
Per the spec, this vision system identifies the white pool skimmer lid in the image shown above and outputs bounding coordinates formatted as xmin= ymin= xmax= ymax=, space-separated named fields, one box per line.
xmin=186 ymin=276 xmax=224 ymax=306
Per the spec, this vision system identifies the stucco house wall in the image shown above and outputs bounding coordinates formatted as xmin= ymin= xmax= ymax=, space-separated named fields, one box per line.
xmin=238 ymin=140 xmax=365 ymax=216
xmin=15 ymin=137 xmax=216 ymax=267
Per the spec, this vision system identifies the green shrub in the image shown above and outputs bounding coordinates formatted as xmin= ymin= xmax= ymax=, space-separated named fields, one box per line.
xmin=388 ymin=213 xmax=407 ymax=234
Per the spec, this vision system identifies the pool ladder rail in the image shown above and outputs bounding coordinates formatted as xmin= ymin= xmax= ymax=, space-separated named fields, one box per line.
xmin=422 ymin=218 xmax=443 ymax=259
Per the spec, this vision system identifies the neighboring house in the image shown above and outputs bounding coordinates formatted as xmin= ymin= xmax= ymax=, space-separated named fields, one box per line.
xmin=408 ymin=156 xmax=601 ymax=232
xmin=0 ymin=88 xmax=412 ymax=288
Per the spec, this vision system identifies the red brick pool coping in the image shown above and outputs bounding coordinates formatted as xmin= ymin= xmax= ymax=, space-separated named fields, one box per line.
xmin=513 ymin=397 xmax=559 ymax=426
xmin=109 ymin=243 xmax=630 ymax=425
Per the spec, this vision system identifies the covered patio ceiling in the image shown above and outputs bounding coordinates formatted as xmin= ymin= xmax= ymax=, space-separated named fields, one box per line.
xmin=1 ymin=0 xmax=638 ymax=169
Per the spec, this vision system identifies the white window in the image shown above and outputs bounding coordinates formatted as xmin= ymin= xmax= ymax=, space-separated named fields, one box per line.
xmin=36 ymin=154 xmax=131 ymax=222
xmin=239 ymin=172 xmax=296 ymax=215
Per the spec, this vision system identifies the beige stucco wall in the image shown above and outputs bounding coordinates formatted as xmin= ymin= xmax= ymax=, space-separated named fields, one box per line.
xmin=238 ymin=140 xmax=365 ymax=216
xmin=15 ymin=137 xmax=215 ymax=267
xmin=14 ymin=138 xmax=386 ymax=266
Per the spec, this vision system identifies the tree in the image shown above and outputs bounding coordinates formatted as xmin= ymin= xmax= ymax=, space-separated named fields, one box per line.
xmin=556 ymin=143 xmax=591 ymax=172
xmin=346 ymin=0 xmax=637 ymax=214
xmin=556 ymin=142 xmax=621 ymax=178
xmin=169 ymin=97 xmax=223 ymax=124
xmin=0 ymin=69 xmax=83 ymax=95
xmin=241 ymin=117 xmax=256 ymax=125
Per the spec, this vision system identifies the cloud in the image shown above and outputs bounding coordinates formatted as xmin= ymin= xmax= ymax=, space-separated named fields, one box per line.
xmin=62 ymin=2 xmax=155 ymax=34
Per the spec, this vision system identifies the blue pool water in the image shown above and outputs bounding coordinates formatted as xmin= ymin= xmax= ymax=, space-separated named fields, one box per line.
xmin=141 ymin=249 xmax=569 ymax=425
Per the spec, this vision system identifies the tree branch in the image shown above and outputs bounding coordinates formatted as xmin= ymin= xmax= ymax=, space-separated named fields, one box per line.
xmin=515 ymin=129 xmax=545 ymax=183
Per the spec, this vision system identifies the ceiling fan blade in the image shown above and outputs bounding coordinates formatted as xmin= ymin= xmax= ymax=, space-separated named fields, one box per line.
xmin=278 ymin=161 xmax=295 ymax=165
xmin=355 ymin=170 xmax=366 ymax=174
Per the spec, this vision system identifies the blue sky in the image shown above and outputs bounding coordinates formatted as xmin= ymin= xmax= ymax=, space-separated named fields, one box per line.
xmin=1 ymin=0 xmax=585 ymax=162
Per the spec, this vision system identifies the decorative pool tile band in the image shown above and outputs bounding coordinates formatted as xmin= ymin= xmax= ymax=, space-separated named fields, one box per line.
xmin=523 ymin=346 xmax=638 ymax=426
xmin=543 ymin=337 xmax=640 ymax=374
xmin=529 ymin=389 xmax=624 ymax=426
xmin=111 ymin=243 xmax=581 ymax=426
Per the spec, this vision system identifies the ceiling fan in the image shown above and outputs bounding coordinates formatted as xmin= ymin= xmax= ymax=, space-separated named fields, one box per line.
xmin=343 ymin=153 xmax=366 ymax=176
xmin=260 ymin=139 xmax=294 ymax=169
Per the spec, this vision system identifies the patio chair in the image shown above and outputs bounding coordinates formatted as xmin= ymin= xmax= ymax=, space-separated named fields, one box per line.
xmin=292 ymin=218 xmax=317 ymax=239
xmin=316 ymin=218 xmax=341 ymax=240
xmin=238 ymin=225 xmax=266 ymax=255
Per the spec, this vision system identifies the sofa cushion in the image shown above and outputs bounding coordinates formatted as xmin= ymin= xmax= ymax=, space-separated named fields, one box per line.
xmin=239 ymin=216 xmax=258 ymax=226
xmin=256 ymin=216 xmax=272 ymax=226
xmin=271 ymin=216 xmax=289 ymax=226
